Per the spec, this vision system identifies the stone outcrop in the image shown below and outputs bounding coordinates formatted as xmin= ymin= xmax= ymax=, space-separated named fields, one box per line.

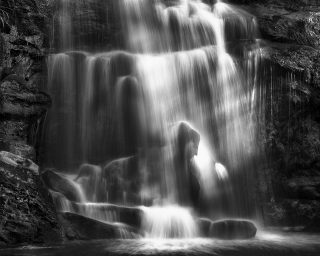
xmin=50 ymin=0 xmax=121 ymax=51
xmin=0 ymin=0 xmax=51 ymax=161
xmin=229 ymin=0 xmax=320 ymax=230
xmin=42 ymin=169 xmax=84 ymax=202
xmin=197 ymin=218 xmax=257 ymax=239
xmin=0 ymin=151 xmax=61 ymax=247
xmin=58 ymin=212 xmax=140 ymax=240
xmin=0 ymin=0 xmax=60 ymax=247
xmin=71 ymin=203 xmax=143 ymax=229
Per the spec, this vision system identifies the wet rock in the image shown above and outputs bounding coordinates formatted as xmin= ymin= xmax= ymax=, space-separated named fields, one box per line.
xmin=174 ymin=122 xmax=201 ymax=206
xmin=0 ymin=151 xmax=38 ymax=173
xmin=0 ymin=140 xmax=35 ymax=160
xmin=176 ymin=122 xmax=200 ymax=160
xmin=257 ymin=8 xmax=320 ymax=48
xmin=102 ymin=156 xmax=142 ymax=205
xmin=197 ymin=218 xmax=257 ymax=239
xmin=0 ymin=79 xmax=51 ymax=118
xmin=267 ymin=199 xmax=320 ymax=232
xmin=72 ymin=203 xmax=143 ymax=229
xmin=0 ymin=0 xmax=51 ymax=163
xmin=51 ymin=0 xmax=121 ymax=51
xmin=74 ymin=163 xmax=107 ymax=202
xmin=262 ymin=45 xmax=320 ymax=87
xmin=75 ymin=163 xmax=101 ymax=181
xmin=0 ymin=152 xmax=61 ymax=246
xmin=58 ymin=212 xmax=141 ymax=240
xmin=285 ymin=178 xmax=320 ymax=200
xmin=229 ymin=0 xmax=320 ymax=230
xmin=42 ymin=169 xmax=83 ymax=202
xmin=209 ymin=219 xmax=257 ymax=239
xmin=197 ymin=218 xmax=213 ymax=237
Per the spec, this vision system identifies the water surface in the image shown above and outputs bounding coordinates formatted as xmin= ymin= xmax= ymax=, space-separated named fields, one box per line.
xmin=2 ymin=232 xmax=320 ymax=256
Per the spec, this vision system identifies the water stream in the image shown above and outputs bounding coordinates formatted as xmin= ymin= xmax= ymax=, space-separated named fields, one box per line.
xmin=44 ymin=0 xmax=269 ymax=239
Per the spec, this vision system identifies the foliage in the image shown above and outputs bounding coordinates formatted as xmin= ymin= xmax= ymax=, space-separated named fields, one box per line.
xmin=0 ymin=5 xmax=9 ymax=29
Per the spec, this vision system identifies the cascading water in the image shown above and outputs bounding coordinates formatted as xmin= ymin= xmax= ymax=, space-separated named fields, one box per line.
xmin=43 ymin=0 xmax=265 ymax=238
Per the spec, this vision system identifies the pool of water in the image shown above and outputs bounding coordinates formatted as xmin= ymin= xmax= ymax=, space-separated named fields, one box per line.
xmin=1 ymin=232 xmax=320 ymax=256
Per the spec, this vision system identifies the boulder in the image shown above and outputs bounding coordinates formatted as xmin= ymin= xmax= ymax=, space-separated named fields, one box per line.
xmin=0 ymin=140 xmax=36 ymax=160
xmin=173 ymin=122 xmax=201 ymax=206
xmin=74 ymin=163 xmax=105 ymax=202
xmin=197 ymin=218 xmax=213 ymax=237
xmin=228 ymin=0 xmax=320 ymax=230
xmin=0 ymin=14 xmax=50 ymax=165
xmin=176 ymin=122 xmax=200 ymax=160
xmin=75 ymin=163 xmax=101 ymax=181
xmin=58 ymin=212 xmax=141 ymax=240
xmin=0 ymin=151 xmax=38 ymax=173
xmin=71 ymin=203 xmax=143 ymax=229
xmin=42 ymin=169 xmax=83 ymax=202
xmin=0 ymin=152 xmax=61 ymax=246
xmin=209 ymin=219 xmax=257 ymax=240
xmin=0 ymin=79 xmax=51 ymax=118
xmin=285 ymin=178 xmax=320 ymax=200
xmin=102 ymin=156 xmax=142 ymax=205
xmin=51 ymin=0 xmax=121 ymax=51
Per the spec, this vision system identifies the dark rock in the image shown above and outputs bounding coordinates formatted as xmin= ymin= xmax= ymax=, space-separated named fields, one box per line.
xmin=0 ymin=79 xmax=51 ymax=118
xmin=174 ymin=122 xmax=201 ymax=206
xmin=209 ymin=219 xmax=257 ymax=239
xmin=58 ymin=212 xmax=141 ymax=240
xmin=266 ymin=199 xmax=320 ymax=232
xmin=0 ymin=0 xmax=51 ymax=37
xmin=0 ymin=151 xmax=38 ymax=173
xmin=102 ymin=156 xmax=142 ymax=205
xmin=74 ymin=163 xmax=106 ymax=202
xmin=197 ymin=218 xmax=257 ymax=239
xmin=71 ymin=203 xmax=143 ymax=229
xmin=0 ymin=0 xmax=51 ymax=164
xmin=257 ymin=8 xmax=320 ymax=47
xmin=285 ymin=178 xmax=320 ymax=200
xmin=197 ymin=218 xmax=213 ymax=237
xmin=176 ymin=122 xmax=200 ymax=160
xmin=51 ymin=0 xmax=121 ymax=51
xmin=229 ymin=0 xmax=320 ymax=230
xmin=0 ymin=151 xmax=61 ymax=246
xmin=75 ymin=163 xmax=101 ymax=181
xmin=262 ymin=44 xmax=320 ymax=87
xmin=0 ymin=140 xmax=35 ymax=160
xmin=42 ymin=169 xmax=83 ymax=202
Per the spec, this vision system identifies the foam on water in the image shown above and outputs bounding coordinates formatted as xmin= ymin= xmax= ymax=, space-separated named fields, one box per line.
xmin=141 ymin=205 xmax=198 ymax=238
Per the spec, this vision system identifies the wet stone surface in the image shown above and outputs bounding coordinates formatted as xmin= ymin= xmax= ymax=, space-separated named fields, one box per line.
xmin=1 ymin=232 xmax=320 ymax=256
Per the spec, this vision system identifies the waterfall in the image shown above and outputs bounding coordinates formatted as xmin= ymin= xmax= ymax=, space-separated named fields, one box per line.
xmin=44 ymin=0 xmax=265 ymax=238
xmin=141 ymin=205 xmax=198 ymax=238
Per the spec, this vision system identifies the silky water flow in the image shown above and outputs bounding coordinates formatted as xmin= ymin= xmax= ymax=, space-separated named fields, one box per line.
xmin=44 ymin=0 xmax=269 ymax=239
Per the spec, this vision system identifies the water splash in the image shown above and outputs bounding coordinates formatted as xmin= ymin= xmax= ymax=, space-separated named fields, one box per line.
xmin=141 ymin=205 xmax=198 ymax=238
xmin=45 ymin=0 xmax=269 ymax=234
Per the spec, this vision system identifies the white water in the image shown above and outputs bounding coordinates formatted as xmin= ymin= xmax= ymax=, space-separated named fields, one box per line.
xmin=45 ymin=0 xmax=266 ymax=238
xmin=141 ymin=205 xmax=198 ymax=238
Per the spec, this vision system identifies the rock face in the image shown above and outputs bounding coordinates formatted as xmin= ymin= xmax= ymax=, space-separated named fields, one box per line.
xmin=58 ymin=212 xmax=140 ymax=240
xmin=0 ymin=151 xmax=61 ymax=246
xmin=197 ymin=218 xmax=257 ymax=239
xmin=209 ymin=220 xmax=257 ymax=240
xmin=50 ymin=0 xmax=121 ymax=51
xmin=65 ymin=203 xmax=143 ymax=229
xmin=0 ymin=0 xmax=61 ymax=247
xmin=42 ymin=169 xmax=84 ymax=202
xmin=229 ymin=0 xmax=320 ymax=230
xmin=102 ymin=156 xmax=142 ymax=205
xmin=0 ymin=0 xmax=51 ymax=161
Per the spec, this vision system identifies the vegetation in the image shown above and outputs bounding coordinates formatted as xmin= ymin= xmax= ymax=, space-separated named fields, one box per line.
xmin=0 ymin=6 xmax=9 ymax=29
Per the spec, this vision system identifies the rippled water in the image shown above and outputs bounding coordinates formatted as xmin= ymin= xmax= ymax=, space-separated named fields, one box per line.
xmin=1 ymin=232 xmax=320 ymax=256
